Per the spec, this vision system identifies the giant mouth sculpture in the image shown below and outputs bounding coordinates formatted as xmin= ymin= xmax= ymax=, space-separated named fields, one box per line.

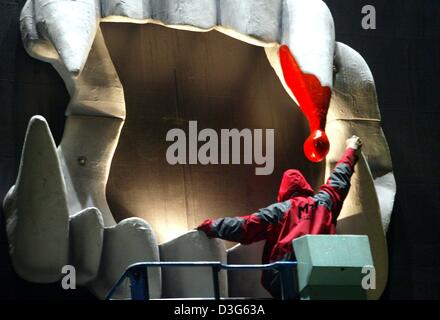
xmin=2 ymin=0 xmax=396 ymax=299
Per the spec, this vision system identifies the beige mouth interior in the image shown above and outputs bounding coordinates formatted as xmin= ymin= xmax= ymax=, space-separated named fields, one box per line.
xmin=101 ymin=22 xmax=325 ymax=244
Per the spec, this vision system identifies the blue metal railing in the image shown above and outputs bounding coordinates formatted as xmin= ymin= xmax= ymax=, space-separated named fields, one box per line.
xmin=105 ymin=261 xmax=299 ymax=300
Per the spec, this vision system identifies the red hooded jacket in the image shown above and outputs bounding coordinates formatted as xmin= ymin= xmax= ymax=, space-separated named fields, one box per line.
xmin=197 ymin=147 xmax=359 ymax=297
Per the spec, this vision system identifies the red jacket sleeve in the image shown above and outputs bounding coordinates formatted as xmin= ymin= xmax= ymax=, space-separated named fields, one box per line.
xmin=313 ymin=147 xmax=359 ymax=220
xmin=197 ymin=200 xmax=291 ymax=244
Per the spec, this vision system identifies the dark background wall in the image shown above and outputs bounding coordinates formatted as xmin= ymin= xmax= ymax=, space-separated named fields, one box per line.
xmin=0 ymin=0 xmax=438 ymax=299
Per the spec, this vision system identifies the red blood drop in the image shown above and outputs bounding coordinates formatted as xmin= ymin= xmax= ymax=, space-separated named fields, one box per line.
xmin=303 ymin=130 xmax=330 ymax=163
xmin=279 ymin=45 xmax=332 ymax=162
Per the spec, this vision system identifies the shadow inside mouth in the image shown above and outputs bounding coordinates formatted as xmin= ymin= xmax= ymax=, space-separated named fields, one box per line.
xmin=101 ymin=23 xmax=325 ymax=244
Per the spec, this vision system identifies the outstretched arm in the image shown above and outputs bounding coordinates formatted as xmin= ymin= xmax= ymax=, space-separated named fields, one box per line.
xmin=313 ymin=135 xmax=362 ymax=220
xmin=197 ymin=201 xmax=291 ymax=245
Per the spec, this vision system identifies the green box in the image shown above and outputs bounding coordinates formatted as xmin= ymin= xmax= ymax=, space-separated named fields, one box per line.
xmin=292 ymin=235 xmax=374 ymax=300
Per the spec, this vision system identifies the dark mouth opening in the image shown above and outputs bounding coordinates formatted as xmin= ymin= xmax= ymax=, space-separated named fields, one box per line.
xmin=100 ymin=22 xmax=324 ymax=244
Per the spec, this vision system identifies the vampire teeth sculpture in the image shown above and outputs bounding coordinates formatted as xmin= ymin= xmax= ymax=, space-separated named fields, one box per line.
xmin=3 ymin=0 xmax=396 ymax=300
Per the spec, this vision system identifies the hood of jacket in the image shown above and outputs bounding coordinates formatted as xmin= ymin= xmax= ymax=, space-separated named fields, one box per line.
xmin=277 ymin=169 xmax=314 ymax=202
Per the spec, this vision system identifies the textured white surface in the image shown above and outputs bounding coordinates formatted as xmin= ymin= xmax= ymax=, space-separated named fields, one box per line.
xmin=69 ymin=207 xmax=104 ymax=285
xmin=219 ymin=0 xmax=282 ymax=43
xmin=89 ymin=217 xmax=161 ymax=299
xmin=53 ymin=28 xmax=126 ymax=119
xmin=151 ymin=0 xmax=217 ymax=29
xmin=33 ymin=0 xmax=100 ymax=74
xmin=101 ymin=0 xmax=150 ymax=19
xmin=58 ymin=115 xmax=123 ymax=227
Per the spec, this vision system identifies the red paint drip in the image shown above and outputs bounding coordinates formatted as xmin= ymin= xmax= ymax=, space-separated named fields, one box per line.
xmin=279 ymin=45 xmax=331 ymax=163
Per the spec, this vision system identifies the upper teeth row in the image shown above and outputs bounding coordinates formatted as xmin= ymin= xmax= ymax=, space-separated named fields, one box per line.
xmin=21 ymin=0 xmax=335 ymax=89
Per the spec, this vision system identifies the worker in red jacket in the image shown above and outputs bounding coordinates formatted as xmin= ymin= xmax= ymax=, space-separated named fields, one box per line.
xmin=197 ymin=135 xmax=362 ymax=298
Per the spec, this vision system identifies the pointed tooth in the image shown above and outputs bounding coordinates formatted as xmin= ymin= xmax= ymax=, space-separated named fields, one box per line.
xmin=218 ymin=0 xmax=282 ymax=44
xmin=280 ymin=0 xmax=335 ymax=88
xmin=88 ymin=218 xmax=161 ymax=299
xmin=264 ymin=0 xmax=336 ymax=108
xmin=34 ymin=0 xmax=100 ymax=75
xmin=159 ymin=230 xmax=228 ymax=298
xmin=7 ymin=116 xmax=69 ymax=283
xmin=69 ymin=207 xmax=104 ymax=285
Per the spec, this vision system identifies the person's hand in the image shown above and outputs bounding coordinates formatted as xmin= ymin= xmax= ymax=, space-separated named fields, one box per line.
xmin=346 ymin=135 xmax=362 ymax=150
